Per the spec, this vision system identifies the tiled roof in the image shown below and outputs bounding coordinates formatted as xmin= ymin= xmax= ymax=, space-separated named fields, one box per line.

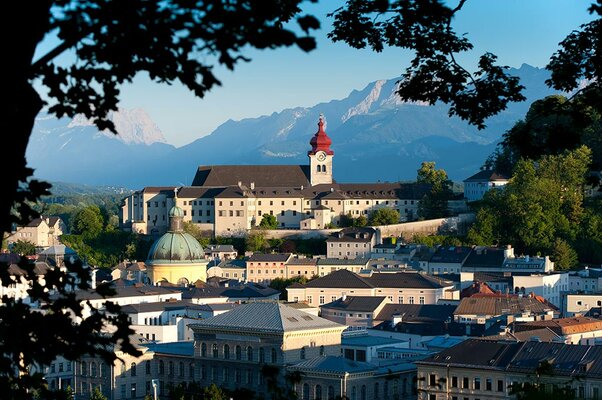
xmin=460 ymin=282 xmax=496 ymax=298
xmin=365 ymin=272 xmax=453 ymax=289
xmin=321 ymin=296 xmax=388 ymax=312
xmin=287 ymin=258 xmax=318 ymax=266
xmin=327 ymin=227 xmax=376 ymax=243
xmin=304 ymin=269 xmax=373 ymax=289
xmin=464 ymin=170 xmax=509 ymax=182
xmin=192 ymin=165 xmax=310 ymax=187
xmin=429 ymin=246 xmax=472 ymax=264
xmin=290 ymin=356 xmax=375 ymax=374
xmin=216 ymin=259 xmax=246 ymax=269
xmin=142 ymin=186 xmax=176 ymax=194
xmin=214 ymin=185 xmax=254 ymax=198
xmin=189 ymin=302 xmax=344 ymax=333
xmin=417 ymin=339 xmax=523 ymax=369
xmin=463 ymin=247 xmax=505 ymax=269
xmin=376 ymin=304 xmax=457 ymax=323
xmin=513 ymin=317 xmax=602 ymax=336
xmin=484 ymin=327 xmax=561 ymax=343
xmin=454 ymin=295 xmax=553 ymax=316
xmin=317 ymin=258 xmax=370 ymax=266
xmin=248 ymin=253 xmax=292 ymax=262
xmin=121 ymin=300 xmax=206 ymax=313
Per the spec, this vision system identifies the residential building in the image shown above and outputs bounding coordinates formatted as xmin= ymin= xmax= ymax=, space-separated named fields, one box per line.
xmin=564 ymin=293 xmax=602 ymax=317
xmin=512 ymin=272 xmax=569 ymax=309
xmin=285 ymin=257 xmax=318 ymax=280
xmin=341 ymin=335 xmax=408 ymax=363
xmin=326 ymin=227 xmax=377 ymax=259
xmin=568 ymin=267 xmax=602 ymax=293
xmin=206 ymin=259 xmax=246 ymax=281
xmin=513 ymin=316 xmax=602 ymax=345
xmin=5 ymin=215 xmax=66 ymax=250
xmin=427 ymin=246 xmax=472 ymax=275
xmin=204 ymin=244 xmax=238 ymax=261
xmin=417 ymin=339 xmax=602 ymax=400
xmin=245 ymin=253 xmax=292 ymax=283
xmin=189 ymin=302 xmax=346 ymax=398
xmin=463 ymin=169 xmax=509 ymax=201
xmin=316 ymin=257 xmax=370 ymax=276
xmin=287 ymin=269 xmax=456 ymax=307
xmin=319 ymin=296 xmax=391 ymax=329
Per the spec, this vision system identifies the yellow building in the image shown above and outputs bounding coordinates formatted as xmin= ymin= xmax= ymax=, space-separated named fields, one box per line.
xmin=145 ymin=197 xmax=208 ymax=285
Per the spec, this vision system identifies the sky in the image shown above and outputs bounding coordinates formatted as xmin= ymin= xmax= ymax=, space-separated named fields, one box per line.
xmin=36 ymin=1 xmax=596 ymax=147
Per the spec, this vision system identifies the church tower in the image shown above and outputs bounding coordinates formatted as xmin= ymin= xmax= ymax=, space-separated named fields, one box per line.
xmin=308 ymin=114 xmax=334 ymax=186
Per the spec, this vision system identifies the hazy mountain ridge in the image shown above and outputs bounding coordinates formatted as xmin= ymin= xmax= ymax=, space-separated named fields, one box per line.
xmin=27 ymin=64 xmax=555 ymax=187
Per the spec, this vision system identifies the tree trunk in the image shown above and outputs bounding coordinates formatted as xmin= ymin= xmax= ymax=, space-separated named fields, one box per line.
xmin=2 ymin=1 xmax=52 ymax=234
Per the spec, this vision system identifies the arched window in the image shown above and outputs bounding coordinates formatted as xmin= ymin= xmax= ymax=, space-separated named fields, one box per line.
xmin=303 ymin=383 xmax=310 ymax=400
xmin=189 ymin=363 xmax=195 ymax=378
xmin=179 ymin=362 xmax=184 ymax=377
xmin=361 ymin=385 xmax=366 ymax=400
xmin=169 ymin=361 xmax=174 ymax=376
xmin=130 ymin=362 xmax=136 ymax=377
xmin=323 ymin=165 xmax=327 ymax=173
xmin=259 ymin=348 xmax=265 ymax=363
xmin=212 ymin=343 xmax=218 ymax=358
xmin=271 ymin=348 xmax=277 ymax=363
xmin=90 ymin=362 xmax=97 ymax=377
xmin=351 ymin=386 xmax=357 ymax=400
xmin=316 ymin=165 xmax=321 ymax=172
xmin=328 ymin=386 xmax=335 ymax=400
xmin=320 ymin=345 xmax=325 ymax=356
xmin=224 ymin=344 xmax=230 ymax=360
xmin=236 ymin=345 xmax=242 ymax=360
xmin=300 ymin=347 xmax=306 ymax=360
xmin=247 ymin=346 xmax=253 ymax=361
xmin=201 ymin=342 xmax=207 ymax=357
xmin=374 ymin=382 xmax=380 ymax=400
xmin=145 ymin=361 xmax=151 ymax=375
xmin=159 ymin=360 xmax=165 ymax=375
xmin=402 ymin=378 xmax=408 ymax=394
xmin=315 ymin=384 xmax=322 ymax=400
xmin=81 ymin=361 xmax=87 ymax=376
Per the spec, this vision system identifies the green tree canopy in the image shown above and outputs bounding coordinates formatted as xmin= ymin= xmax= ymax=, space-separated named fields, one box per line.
xmin=369 ymin=208 xmax=400 ymax=225
xmin=11 ymin=240 xmax=37 ymax=256
xmin=417 ymin=162 xmax=453 ymax=219
xmin=89 ymin=387 xmax=108 ymax=400
xmin=72 ymin=205 xmax=104 ymax=238
xmin=259 ymin=214 xmax=278 ymax=229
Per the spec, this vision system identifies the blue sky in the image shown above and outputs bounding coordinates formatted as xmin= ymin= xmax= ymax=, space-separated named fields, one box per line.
xmin=38 ymin=1 xmax=596 ymax=147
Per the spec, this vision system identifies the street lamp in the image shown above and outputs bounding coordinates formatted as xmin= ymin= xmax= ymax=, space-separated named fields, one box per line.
xmin=151 ymin=379 xmax=159 ymax=400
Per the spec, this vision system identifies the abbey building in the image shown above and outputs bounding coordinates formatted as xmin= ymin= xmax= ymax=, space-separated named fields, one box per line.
xmin=120 ymin=115 xmax=429 ymax=236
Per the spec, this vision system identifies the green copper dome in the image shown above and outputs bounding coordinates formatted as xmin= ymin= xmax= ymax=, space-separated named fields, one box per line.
xmin=146 ymin=231 xmax=205 ymax=265
xmin=169 ymin=205 xmax=184 ymax=218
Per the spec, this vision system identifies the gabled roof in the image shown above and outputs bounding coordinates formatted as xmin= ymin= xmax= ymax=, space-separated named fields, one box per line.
xmin=429 ymin=246 xmax=472 ymax=264
xmin=192 ymin=165 xmax=310 ymax=187
xmin=513 ymin=317 xmax=602 ymax=336
xmin=304 ymin=269 xmax=373 ymax=289
xmin=464 ymin=170 xmax=509 ymax=182
xmin=248 ymin=253 xmax=292 ymax=263
xmin=417 ymin=339 xmax=523 ymax=369
xmin=484 ymin=327 xmax=561 ymax=343
xmin=189 ymin=302 xmax=344 ymax=334
xmin=461 ymin=281 xmax=496 ymax=298
xmin=287 ymin=257 xmax=318 ymax=266
xmin=365 ymin=272 xmax=453 ymax=289
xmin=454 ymin=295 xmax=553 ymax=316
xmin=376 ymin=304 xmax=457 ymax=323
xmin=327 ymin=227 xmax=376 ymax=243
xmin=321 ymin=296 xmax=388 ymax=312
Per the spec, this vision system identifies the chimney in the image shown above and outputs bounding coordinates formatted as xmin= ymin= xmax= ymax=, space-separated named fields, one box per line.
xmin=504 ymin=245 xmax=514 ymax=259
xmin=392 ymin=314 xmax=402 ymax=326
xmin=342 ymin=294 xmax=347 ymax=301
xmin=238 ymin=181 xmax=242 ymax=187
xmin=250 ymin=182 xmax=255 ymax=190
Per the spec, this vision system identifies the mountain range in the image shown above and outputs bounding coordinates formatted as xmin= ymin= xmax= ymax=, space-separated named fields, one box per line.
xmin=27 ymin=64 xmax=557 ymax=188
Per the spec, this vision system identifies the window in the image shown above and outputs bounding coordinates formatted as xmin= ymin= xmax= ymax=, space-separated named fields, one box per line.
xmin=307 ymin=296 xmax=313 ymax=304
xmin=179 ymin=362 xmax=184 ymax=377
xmin=271 ymin=348 xmax=278 ymax=363
xmin=259 ymin=348 xmax=265 ymax=363
xmin=474 ymin=377 xmax=481 ymax=390
xmin=212 ymin=343 xmax=218 ymax=358
xmin=374 ymin=383 xmax=380 ymax=400
xmin=281 ymin=210 xmax=285 ymax=216
xmin=247 ymin=346 xmax=253 ymax=361
xmin=451 ymin=376 xmax=458 ymax=388
xmin=463 ymin=377 xmax=469 ymax=389
xmin=169 ymin=361 xmax=174 ymax=376
xmin=408 ymin=296 xmax=415 ymax=304
xmin=319 ymin=296 xmax=325 ymax=304
xmin=81 ymin=361 xmax=87 ymax=376
xmin=146 ymin=361 xmax=151 ymax=375
xmin=419 ymin=296 xmax=425 ymax=304
xmin=189 ymin=363 xmax=194 ymax=378
xmin=320 ymin=346 xmax=325 ymax=356
xmin=300 ymin=347 xmax=306 ymax=360
xmin=224 ymin=344 xmax=230 ymax=359
xmin=486 ymin=378 xmax=492 ymax=391
xmin=316 ymin=385 xmax=323 ymax=400
xmin=497 ymin=380 xmax=504 ymax=392
xmin=131 ymin=383 xmax=136 ymax=398
xmin=159 ymin=360 xmax=164 ymax=375
xmin=201 ymin=342 xmax=207 ymax=357
xmin=429 ymin=374 xmax=437 ymax=386
xmin=130 ymin=362 xmax=136 ymax=377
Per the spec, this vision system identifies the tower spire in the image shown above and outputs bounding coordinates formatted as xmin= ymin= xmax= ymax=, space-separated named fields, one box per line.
xmin=308 ymin=113 xmax=334 ymax=155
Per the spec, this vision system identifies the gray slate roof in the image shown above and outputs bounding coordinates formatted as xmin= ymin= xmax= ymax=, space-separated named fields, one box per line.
xmin=192 ymin=165 xmax=310 ymax=187
xmin=464 ymin=170 xmax=509 ymax=182
xmin=321 ymin=296 xmax=388 ymax=312
xmin=290 ymin=356 xmax=375 ymax=374
xmin=189 ymin=302 xmax=344 ymax=334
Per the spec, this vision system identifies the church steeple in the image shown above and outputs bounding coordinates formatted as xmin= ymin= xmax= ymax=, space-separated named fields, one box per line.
xmin=308 ymin=114 xmax=334 ymax=186
xmin=308 ymin=114 xmax=334 ymax=155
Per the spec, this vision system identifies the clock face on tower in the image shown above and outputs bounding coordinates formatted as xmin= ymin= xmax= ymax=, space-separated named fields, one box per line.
xmin=316 ymin=151 xmax=326 ymax=162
